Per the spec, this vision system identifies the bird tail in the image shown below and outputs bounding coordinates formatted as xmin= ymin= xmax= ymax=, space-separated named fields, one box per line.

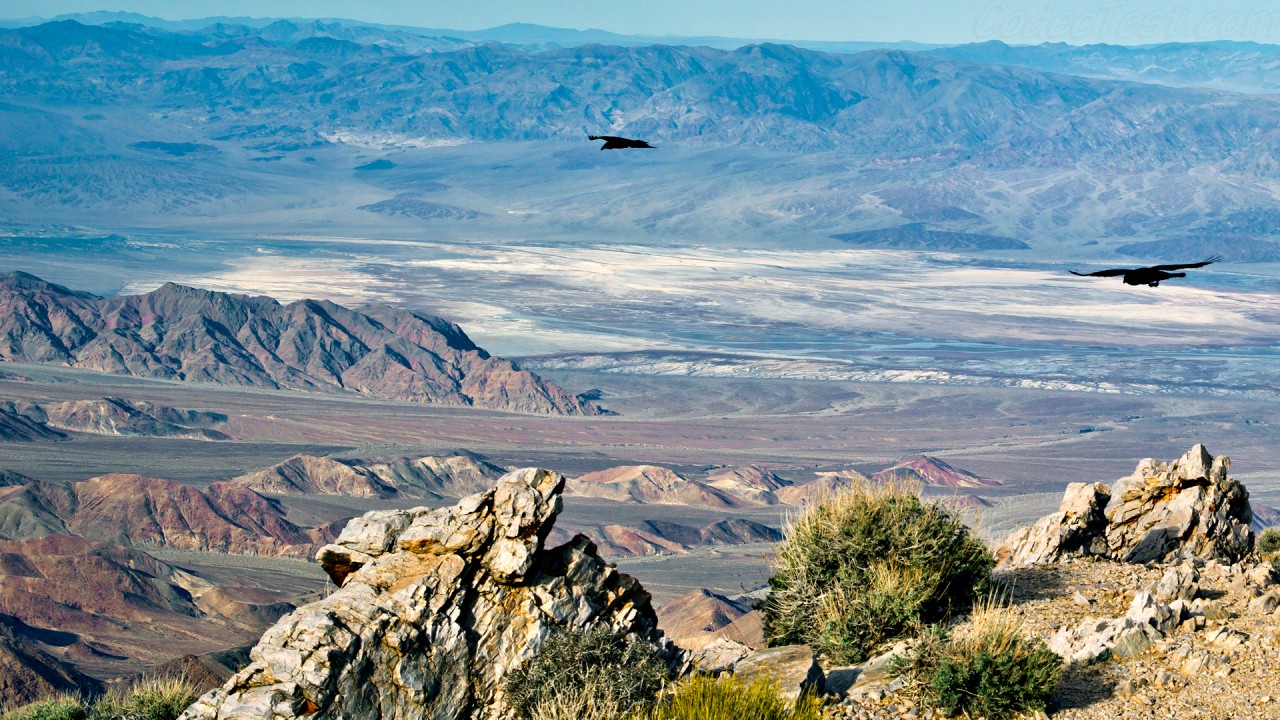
xmin=587 ymin=135 xmax=600 ymax=140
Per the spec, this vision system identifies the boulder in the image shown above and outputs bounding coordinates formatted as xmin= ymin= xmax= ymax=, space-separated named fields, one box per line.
xmin=999 ymin=446 xmax=1254 ymax=568
xmin=732 ymin=644 xmax=824 ymax=703
xmin=1104 ymin=445 xmax=1252 ymax=564
xmin=180 ymin=468 xmax=678 ymax=720
xmin=690 ymin=638 xmax=752 ymax=676
xmin=997 ymin=482 xmax=1110 ymax=567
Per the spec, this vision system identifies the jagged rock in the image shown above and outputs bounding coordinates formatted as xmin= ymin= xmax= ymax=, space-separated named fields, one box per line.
xmin=690 ymin=638 xmax=751 ymax=675
xmin=996 ymin=482 xmax=1110 ymax=567
xmin=1153 ymin=564 xmax=1200 ymax=604
xmin=1104 ymin=445 xmax=1252 ymax=564
xmin=1049 ymin=616 xmax=1157 ymax=664
xmin=732 ymin=644 xmax=824 ymax=703
xmin=999 ymin=446 xmax=1254 ymax=568
xmin=180 ymin=468 xmax=677 ymax=720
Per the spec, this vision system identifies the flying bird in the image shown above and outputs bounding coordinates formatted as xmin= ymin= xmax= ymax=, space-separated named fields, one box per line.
xmin=1069 ymin=256 xmax=1222 ymax=287
xmin=588 ymin=134 xmax=654 ymax=150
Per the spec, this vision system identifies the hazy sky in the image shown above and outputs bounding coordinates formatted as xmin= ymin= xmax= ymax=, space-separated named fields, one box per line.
xmin=6 ymin=0 xmax=1280 ymax=44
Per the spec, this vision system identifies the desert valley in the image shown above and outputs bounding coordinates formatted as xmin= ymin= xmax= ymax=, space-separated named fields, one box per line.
xmin=3 ymin=8 xmax=1280 ymax=719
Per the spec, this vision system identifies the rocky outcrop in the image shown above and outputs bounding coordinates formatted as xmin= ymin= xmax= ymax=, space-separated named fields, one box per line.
xmin=733 ymin=645 xmax=824 ymax=703
xmin=997 ymin=482 xmax=1111 ymax=567
xmin=999 ymin=445 xmax=1253 ymax=567
xmin=181 ymin=468 xmax=678 ymax=720
xmin=0 ymin=272 xmax=604 ymax=415
xmin=1104 ymin=445 xmax=1251 ymax=563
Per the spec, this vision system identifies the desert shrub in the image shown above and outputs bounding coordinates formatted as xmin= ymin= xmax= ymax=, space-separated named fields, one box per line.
xmin=89 ymin=676 xmax=199 ymax=720
xmin=1259 ymin=527 xmax=1280 ymax=559
xmin=641 ymin=674 xmax=823 ymax=720
xmin=504 ymin=624 xmax=671 ymax=720
xmin=760 ymin=480 xmax=994 ymax=664
xmin=894 ymin=605 xmax=1061 ymax=720
xmin=0 ymin=695 xmax=87 ymax=720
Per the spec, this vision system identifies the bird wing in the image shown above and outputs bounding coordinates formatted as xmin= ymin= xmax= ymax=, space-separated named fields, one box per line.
xmin=1070 ymin=268 xmax=1131 ymax=277
xmin=1148 ymin=255 xmax=1222 ymax=272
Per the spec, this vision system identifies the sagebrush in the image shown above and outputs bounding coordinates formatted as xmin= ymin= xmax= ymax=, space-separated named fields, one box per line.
xmin=760 ymin=480 xmax=994 ymax=664
xmin=1259 ymin=527 xmax=1280 ymax=561
xmin=893 ymin=603 xmax=1062 ymax=720
xmin=504 ymin=624 xmax=671 ymax=720
xmin=641 ymin=674 xmax=823 ymax=720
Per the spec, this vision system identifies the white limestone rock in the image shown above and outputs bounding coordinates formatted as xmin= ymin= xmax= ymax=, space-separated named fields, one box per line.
xmin=181 ymin=468 xmax=679 ymax=720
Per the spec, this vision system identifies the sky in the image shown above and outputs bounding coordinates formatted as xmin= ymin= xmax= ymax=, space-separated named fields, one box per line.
xmin=5 ymin=0 xmax=1280 ymax=44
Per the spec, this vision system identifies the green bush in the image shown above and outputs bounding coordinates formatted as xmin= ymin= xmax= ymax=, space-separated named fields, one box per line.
xmin=90 ymin=677 xmax=198 ymax=720
xmin=504 ymin=624 xmax=671 ymax=720
xmin=760 ymin=480 xmax=994 ymax=664
xmin=895 ymin=606 xmax=1061 ymax=720
xmin=0 ymin=695 xmax=87 ymax=720
xmin=1259 ymin=527 xmax=1280 ymax=558
xmin=641 ymin=674 xmax=823 ymax=720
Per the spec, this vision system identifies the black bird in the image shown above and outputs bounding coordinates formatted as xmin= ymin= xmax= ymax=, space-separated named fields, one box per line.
xmin=588 ymin=134 xmax=654 ymax=150
xmin=1069 ymin=256 xmax=1222 ymax=287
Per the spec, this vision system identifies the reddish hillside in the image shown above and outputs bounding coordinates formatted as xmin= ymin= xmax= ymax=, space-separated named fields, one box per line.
xmin=871 ymin=455 xmax=1001 ymax=488
xmin=775 ymin=469 xmax=871 ymax=505
xmin=0 ymin=474 xmax=321 ymax=557
xmin=0 ymin=536 xmax=270 ymax=691
xmin=569 ymin=465 xmax=743 ymax=509
xmin=704 ymin=465 xmax=791 ymax=505
xmin=0 ymin=272 xmax=604 ymax=415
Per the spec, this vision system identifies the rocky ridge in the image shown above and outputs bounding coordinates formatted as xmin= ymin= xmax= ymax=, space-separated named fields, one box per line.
xmin=181 ymin=468 xmax=681 ymax=720
xmin=0 ymin=272 xmax=603 ymax=415
xmin=231 ymin=452 xmax=507 ymax=499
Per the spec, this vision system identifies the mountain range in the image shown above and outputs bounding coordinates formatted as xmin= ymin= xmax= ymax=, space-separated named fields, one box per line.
xmin=3 ymin=19 xmax=1280 ymax=261
xmin=0 ymin=272 xmax=603 ymax=415
xmin=5 ymin=19 xmax=1278 ymax=159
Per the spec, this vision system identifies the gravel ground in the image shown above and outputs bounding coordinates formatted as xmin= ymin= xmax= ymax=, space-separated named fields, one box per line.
xmin=822 ymin=557 xmax=1280 ymax=719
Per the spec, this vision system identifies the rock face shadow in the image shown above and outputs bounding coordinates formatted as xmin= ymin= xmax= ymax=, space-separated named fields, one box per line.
xmin=1050 ymin=663 xmax=1114 ymax=713
xmin=992 ymin=565 xmax=1065 ymax=604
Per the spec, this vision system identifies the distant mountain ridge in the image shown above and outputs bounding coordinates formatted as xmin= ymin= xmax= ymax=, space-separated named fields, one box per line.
xmin=0 ymin=272 xmax=604 ymax=415
xmin=0 ymin=473 xmax=327 ymax=556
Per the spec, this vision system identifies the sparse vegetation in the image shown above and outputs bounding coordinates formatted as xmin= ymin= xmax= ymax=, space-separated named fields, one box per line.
xmin=90 ymin=677 xmax=199 ymax=720
xmin=641 ymin=674 xmax=823 ymax=720
xmin=1 ymin=678 xmax=199 ymax=720
xmin=504 ymin=624 xmax=671 ymax=720
xmin=893 ymin=603 xmax=1062 ymax=720
xmin=759 ymin=480 xmax=995 ymax=664
xmin=1259 ymin=527 xmax=1280 ymax=565
xmin=0 ymin=695 xmax=87 ymax=720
